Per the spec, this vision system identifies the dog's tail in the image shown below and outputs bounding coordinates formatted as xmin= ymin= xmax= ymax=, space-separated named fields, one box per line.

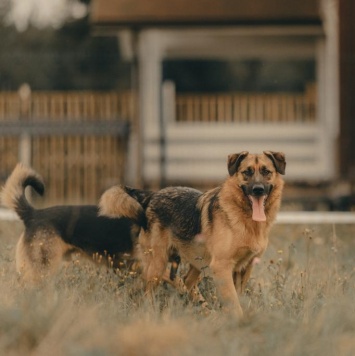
xmin=99 ymin=185 xmax=153 ymax=229
xmin=1 ymin=163 xmax=44 ymax=224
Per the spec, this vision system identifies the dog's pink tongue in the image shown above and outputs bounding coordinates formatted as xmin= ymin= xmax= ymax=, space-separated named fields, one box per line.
xmin=249 ymin=196 xmax=266 ymax=222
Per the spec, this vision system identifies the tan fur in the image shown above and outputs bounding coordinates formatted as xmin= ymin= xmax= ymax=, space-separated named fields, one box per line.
xmin=1 ymin=164 xmax=76 ymax=284
xmin=190 ymin=153 xmax=283 ymax=316
xmin=99 ymin=186 xmax=144 ymax=221
xmin=1 ymin=163 xmax=42 ymax=210
xmin=15 ymin=230 xmax=74 ymax=283
xmin=101 ymin=152 xmax=285 ymax=317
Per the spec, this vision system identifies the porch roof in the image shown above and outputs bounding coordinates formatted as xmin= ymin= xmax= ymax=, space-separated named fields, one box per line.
xmin=90 ymin=0 xmax=321 ymax=28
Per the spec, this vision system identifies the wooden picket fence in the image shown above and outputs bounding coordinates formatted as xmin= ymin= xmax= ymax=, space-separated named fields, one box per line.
xmin=0 ymin=91 xmax=135 ymax=121
xmin=0 ymin=91 xmax=135 ymax=205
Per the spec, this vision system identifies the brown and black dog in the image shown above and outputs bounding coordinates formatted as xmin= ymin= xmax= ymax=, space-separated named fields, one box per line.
xmin=1 ymin=163 xmax=144 ymax=283
xmin=1 ymin=163 xmax=184 ymax=288
xmin=99 ymin=151 xmax=286 ymax=317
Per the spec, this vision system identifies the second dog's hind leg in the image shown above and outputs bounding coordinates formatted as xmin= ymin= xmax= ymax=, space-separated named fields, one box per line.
xmin=16 ymin=230 xmax=68 ymax=285
xmin=139 ymin=227 xmax=170 ymax=301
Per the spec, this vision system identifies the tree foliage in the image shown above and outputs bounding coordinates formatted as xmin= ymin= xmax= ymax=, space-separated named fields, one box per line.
xmin=0 ymin=16 xmax=131 ymax=91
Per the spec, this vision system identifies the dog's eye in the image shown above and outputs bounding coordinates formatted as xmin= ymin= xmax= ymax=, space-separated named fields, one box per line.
xmin=261 ymin=168 xmax=272 ymax=176
xmin=242 ymin=169 xmax=253 ymax=177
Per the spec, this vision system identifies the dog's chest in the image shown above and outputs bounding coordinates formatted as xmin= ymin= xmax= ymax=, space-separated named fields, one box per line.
xmin=174 ymin=218 xmax=270 ymax=274
xmin=245 ymin=227 xmax=268 ymax=251
xmin=232 ymin=247 xmax=260 ymax=272
xmin=236 ymin=226 xmax=267 ymax=251
xmin=233 ymin=226 xmax=269 ymax=268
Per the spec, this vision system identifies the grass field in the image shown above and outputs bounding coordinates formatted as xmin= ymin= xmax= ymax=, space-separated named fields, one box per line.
xmin=0 ymin=220 xmax=354 ymax=355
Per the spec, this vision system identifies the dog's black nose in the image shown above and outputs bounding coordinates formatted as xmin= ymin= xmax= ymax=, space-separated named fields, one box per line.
xmin=252 ymin=184 xmax=265 ymax=196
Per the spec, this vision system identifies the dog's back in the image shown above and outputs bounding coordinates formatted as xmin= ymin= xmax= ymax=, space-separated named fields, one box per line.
xmin=30 ymin=205 xmax=136 ymax=255
xmin=146 ymin=187 xmax=202 ymax=240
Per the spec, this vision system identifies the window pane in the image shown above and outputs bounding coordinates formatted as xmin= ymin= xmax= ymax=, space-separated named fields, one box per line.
xmin=163 ymin=59 xmax=315 ymax=93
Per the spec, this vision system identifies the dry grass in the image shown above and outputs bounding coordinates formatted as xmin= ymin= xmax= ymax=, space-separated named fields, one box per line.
xmin=0 ymin=220 xmax=355 ymax=355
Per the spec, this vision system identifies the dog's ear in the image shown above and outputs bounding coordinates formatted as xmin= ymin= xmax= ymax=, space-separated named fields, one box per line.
xmin=263 ymin=151 xmax=286 ymax=175
xmin=227 ymin=151 xmax=249 ymax=176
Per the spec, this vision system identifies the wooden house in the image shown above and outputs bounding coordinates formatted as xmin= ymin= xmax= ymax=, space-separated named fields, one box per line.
xmin=90 ymin=0 xmax=355 ymax=207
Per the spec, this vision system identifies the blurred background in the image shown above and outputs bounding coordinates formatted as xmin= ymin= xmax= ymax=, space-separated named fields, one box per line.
xmin=0 ymin=0 xmax=354 ymax=211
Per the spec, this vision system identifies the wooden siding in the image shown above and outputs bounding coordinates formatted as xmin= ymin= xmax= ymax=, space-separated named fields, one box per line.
xmin=143 ymin=123 xmax=324 ymax=184
xmin=0 ymin=91 xmax=135 ymax=205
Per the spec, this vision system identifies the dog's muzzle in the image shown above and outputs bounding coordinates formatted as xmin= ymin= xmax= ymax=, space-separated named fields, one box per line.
xmin=242 ymin=184 xmax=272 ymax=222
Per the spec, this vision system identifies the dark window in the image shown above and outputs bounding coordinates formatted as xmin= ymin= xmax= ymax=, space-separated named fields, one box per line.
xmin=163 ymin=59 xmax=315 ymax=93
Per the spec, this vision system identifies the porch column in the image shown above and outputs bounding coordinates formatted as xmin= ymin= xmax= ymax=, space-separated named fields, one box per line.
xmin=338 ymin=0 xmax=355 ymax=179
xmin=138 ymin=30 xmax=164 ymax=187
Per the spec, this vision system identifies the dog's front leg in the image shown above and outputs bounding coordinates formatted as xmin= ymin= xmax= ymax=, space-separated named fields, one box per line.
xmin=210 ymin=258 xmax=243 ymax=318
xmin=233 ymin=262 xmax=253 ymax=295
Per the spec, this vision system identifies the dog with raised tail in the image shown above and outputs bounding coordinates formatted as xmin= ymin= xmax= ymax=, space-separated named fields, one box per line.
xmin=1 ymin=163 xmax=145 ymax=283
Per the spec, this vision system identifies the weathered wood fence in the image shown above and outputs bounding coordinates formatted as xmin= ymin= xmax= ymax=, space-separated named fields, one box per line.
xmin=0 ymin=90 xmax=135 ymax=205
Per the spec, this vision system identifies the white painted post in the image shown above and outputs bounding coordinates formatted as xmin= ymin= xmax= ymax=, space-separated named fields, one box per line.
xmin=162 ymin=80 xmax=176 ymax=123
xmin=138 ymin=30 xmax=163 ymax=186
xmin=19 ymin=134 xmax=31 ymax=167
xmin=18 ymin=83 xmax=32 ymax=167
